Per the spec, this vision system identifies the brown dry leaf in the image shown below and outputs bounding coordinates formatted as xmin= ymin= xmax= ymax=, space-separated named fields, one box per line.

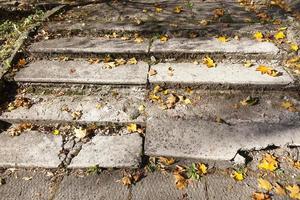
xmin=257 ymin=12 xmax=270 ymax=21
xmin=155 ymin=6 xmax=163 ymax=13
xmin=294 ymin=161 xmax=300 ymax=169
xmin=9 ymin=123 xmax=33 ymax=136
xmin=160 ymin=34 xmax=169 ymax=42
xmin=202 ymin=56 xmax=216 ymax=68
xmin=7 ymin=97 xmax=33 ymax=111
xmin=213 ymin=8 xmax=224 ymax=18
xmin=127 ymin=57 xmax=138 ymax=65
xmin=74 ymin=127 xmax=87 ymax=139
xmin=286 ymin=185 xmax=300 ymax=199
xmin=274 ymin=183 xmax=286 ymax=196
xmin=258 ymin=153 xmax=278 ymax=172
xmin=115 ymin=58 xmax=126 ymax=66
xmin=199 ymin=19 xmax=208 ymax=26
xmin=258 ymin=178 xmax=273 ymax=191
xmin=253 ymin=192 xmax=271 ymax=200
xmin=166 ymin=94 xmax=178 ymax=109
xmin=173 ymin=173 xmax=187 ymax=190
xmin=134 ymin=36 xmax=144 ymax=43
xmin=71 ymin=110 xmax=83 ymax=120
xmin=148 ymin=68 xmax=157 ymax=76
xmin=256 ymin=65 xmax=280 ymax=77
xmin=173 ymin=6 xmax=183 ymax=13
xmin=104 ymin=61 xmax=116 ymax=69
xmin=159 ymin=157 xmax=175 ymax=165
xmin=121 ymin=175 xmax=132 ymax=186
xmin=281 ymin=100 xmax=297 ymax=112
xmin=88 ymin=58 xmax=100 ymax=64
xmin=17 ymin=58 xmax=26 ymax=67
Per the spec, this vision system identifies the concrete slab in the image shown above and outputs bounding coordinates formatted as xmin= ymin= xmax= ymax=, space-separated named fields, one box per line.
xmin=150 ymin=37 xmax=279 ymax=55
xmin=0 ymin=131 xmax=62 ymax=168
xmin=0 ymin=93 xmax=145 ymax=124
xmin=69 ymin=134 xmax=143 ymax=168
xmin=15 ymin=60 xmax=148 ymax=85
xmin=53 ymin=171 xmax=129 ymax=200
xmin=149 ymin=62 xmax=294 ymax=87
xmin=29 ymin=37 xmax=149 ymax=55
xmin=131 ymin=172 xmax=207 ymax=200
xmin=145 ymin=115 xmax=300 ymax=161
xmin=0 ymin=169 xmax=52 ymax=200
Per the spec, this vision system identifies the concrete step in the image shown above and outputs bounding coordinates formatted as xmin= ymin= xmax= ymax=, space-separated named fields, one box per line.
xmin=145 ymin=90 xmax=300 ymax=161
xmin=14 ymin=60 xmax=148 ymax=85
xmin=28 ymin=36 xmax=280 ymax=59
xmin=149 ymin=61 xmax=296 ymax=89
xmin=0 ymin=91 xmax=146 ymax=124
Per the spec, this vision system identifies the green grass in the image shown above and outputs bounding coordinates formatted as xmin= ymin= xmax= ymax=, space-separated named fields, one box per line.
xmin=0 ymin=10 xmax=44 ymax=67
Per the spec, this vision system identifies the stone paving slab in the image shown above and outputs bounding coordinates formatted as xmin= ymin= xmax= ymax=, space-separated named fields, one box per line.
xmin=150 ymin=37 xmax=279 ymax=55
xmin=131 ymin=172 xmax=207 ymax=200
xmin=0 ymin=131 xmax=62 ymax=168
xmin=15 ymin=60 xmax=148 ymax=85
xmin=0 ymin=169 xmax=52 ymax=200
xmin=69 ymin=134 xmax=143 ymax=168
xmin=29 ymin=37 xmax=149 ymax=55
xmin=53 ymin=171 xmax=129 ymax=200
xmin=149 ymin=62 xmax=294 ymax=87
xmin=0 ymin=93 xmax=145 ymax=124
xmin=145 ymin=115 xmax=300 ymax=161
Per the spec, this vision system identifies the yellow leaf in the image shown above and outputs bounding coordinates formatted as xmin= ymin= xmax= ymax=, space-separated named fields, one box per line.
xmin=274 ymin=183 xmax=286 ymax=196
xmin=127 ymin=123 xmax=137 ymax=133
xmin=155 ymin=6 xmax=163 ymax=13
xmin=166 ymin=94 xmax=178 ymax=109
xmin=121 ymin=175 xmax=132 ymax=186
xmin=127 ymin=57 xmax=138 ymax=65
xmin=153 ymin=85 xmax=161 ymax=94
xmin=258 ymin=178 xmax=273 ymax=191
xmin=254 ymin=32 xmax=264 ymax=41
xmin=159 ymin=157 xmax=175 ymax=165
xmin=258 ymin=153 xmax=278 ymax=171
xmin=173 ymin=6 xmax=183 ymax=13
xmin=184 ymin=98 xmax=192 ymax=105
xmin=282 ymin=100 xmax=297 ymax=112
xmin=160 ymin=34 xmax=169 ymax=42
xmin=294 ymin=161 xmax=300 ymax=169
xmin=244 ymin=60 xmax=253 ymax=68
xmin=115 ymin=58 xmax=126 ymax=66
xmin=134 ymin=37 xmax=144 ymax=43
xmin=217 ymin=36 xmax=229 ymax=43
xmin=231 ymin=170 xmax=244 ymax=181
xmin=256 ymin=65 xmax=280 ymax=77
xmin=173 ymin=173 xmax=187 ymax=190
xmin=198 ymin=163 xmax=207 ymax=174
xmin=291 ymin=43 xmax=299 ymax=52
xmin=286 ymin=185 xmax=300 ymax=199
xmin=138 ymin=105 xmax=145 ymax=112
xmin=202 ymin=56 xmax=216 ymax=68
xmin=274 ymin=31 xmax=286 ymax=40
xmin=52 ymin=129 xmax=60 ymax=135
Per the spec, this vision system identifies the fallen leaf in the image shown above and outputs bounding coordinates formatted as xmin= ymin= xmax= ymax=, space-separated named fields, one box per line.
xmin=231 ymin=170 xmax=245 ymax=181
xmin=184 ymin=98 xmax=192 ymax=105
xmin=71 ymin=110 xmax=83 ymax=120
xmin=159 ymin=157 xmax=175 ymax=165
xmin=199 ymin=19 xmax=208 ymax=26
xmin=160 ymin=34 xmax=169 ymax=42
xmin=281 ymin=100 xmax=297 ymax=112
xmin=213 ymin=8 xmax=224 ymax=18
xmin=52 ymin=129 xmax=60 ymax=135
xmin=8 ymin=123 xmax=33 ymax=136
xmin=155 ymin=6 xmax=163 ymax=13
xmin=256 ymin=65 xmax=280 ymax=77
xmin=286 ymin=185 xmax=300 ymax=199
xmin=127 ymin=123 xmax=137 ymax=133
xmin=291 ymin=43 xmax=299 ymax=52
xmin=173 ymin=173 xmax=187 ymax=190
xmin=217 ymin=36 xmax=229 ymax=43
xmin=258 ymin=178 xmax=273 ymax=191
xmin=17 ymin=58 xmax=26 ymax=67
xmin=274 ymin=183 xmax=286 ymax=196
xmin=240 ymin=96 xmax=259 ymax=106
xmin=148 ymin=68 xmax=157 ymax=76
xmin=174 ymin=6 xmax=183 ymax=13
xmin=88 ymin=58 xmax=100 ymax=64
xmin=74 ymin=127 xmax=87 ymax=139
xmin=253 ymin=192 xmax=271 ymax=200
xmin=258 ymin=153 xmax=278 ymax=172
xmin=244 ymin=60 xmax=253 ymax=68
xmin=274 ymin=31 xmax=286 ymax=40
xmin=115 ymin=58 xmax=126 ymax=66
xmin=104 ymin=61 xmax=116 ymax=68
xmin=138 ymin=105 xmax=145 ymax=112
xmin=254 ymin=32 xmax=264 ymax=41
xmin=166 ymin=94 xmax=178 ymax=109
xmin=134 ymin=37 xmax=144 ymax=43
xmin=121 ymin=175 xmax=132 ymax=186
xmin=202 ymin=56 xmax=216 ymax=68
xmin=127 ymin=57 xmax=138 ymax=65
xmin=198 ymin=163 xmax=207 ymax=175
xmin=294 ymin=161 xmax=300 ymax=169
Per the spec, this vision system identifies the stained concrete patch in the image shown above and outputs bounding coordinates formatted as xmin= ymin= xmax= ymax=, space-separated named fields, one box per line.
xmin=0 ymin=169 xmax=52 ymax=200
xmin=53 ymin=171 xmax=129 ymax=200
xmin=131 ymin=172 xmax=207 ymax=200
xmin=145 ymin=115 xmax=300 ymax=161
xmin=0 ymin=131 xmax=62 ymax=168
xmin=15 ymin=60 xmax=148 ymax=85
xmin=69 ymin=134 xmax=143 ymax=168
xmin=29 ymin=37 xmax=149 ymax=55
xmin=149 ymin=62 xmax=294 ymax=87
xmin=150 ymin=37 xmax=279 ymax=55
xmin=0 ymin=94 xmax=145 ymax=124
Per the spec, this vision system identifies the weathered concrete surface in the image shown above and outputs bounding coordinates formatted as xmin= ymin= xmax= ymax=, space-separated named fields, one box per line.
xmin=145 ymin=115 xmax=300 ymax=160
xmin=29 ymin=37 xmax=149 ymax=55
xmin=149 ymin=62 xmax=294 ymax=87
xmin=15 ymin=60 xmax=148 ymax=85
xmin=0 ymin=131 xmax=62 ymax=168
xmin=0 ymin=169 xmax=52 ymax=200
xmin=150 ymin=38 xmax=279 ymax=55
xmin=206 ymin=174 xmax=256 ymax=200
xmin=131 ymin=172 xmax=207 ymax=200
xmin=69 ymin=134 xmax=143 ymax=168
xmin=53 ymin=171 xmax=129 ymax=200
xmin=0 ymin=93 xmax=145 ymax=124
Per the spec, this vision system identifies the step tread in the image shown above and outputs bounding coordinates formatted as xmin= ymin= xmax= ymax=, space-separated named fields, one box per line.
xmin=29 ymin=37 xmax=150 ymax=55
xmin=15 ymin=60 xmax=148 ymax=85
xmin=0 ymin=93 xmax=145 ymax=124
xmin=145 ymin=115 xmax=300 ymax=161
xmin=149 ymin=62 xmax=294 ymax=87
xmin=0 ymin=131 xmax=62 ymax=168
xmin=69 ymin=134 xmax=143 ymax=168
